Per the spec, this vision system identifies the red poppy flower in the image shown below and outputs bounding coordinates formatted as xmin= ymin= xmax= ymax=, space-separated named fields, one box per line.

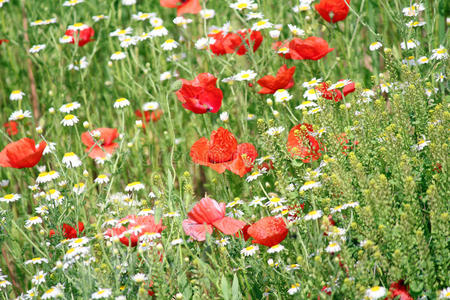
xmin=0 ymin=39 xmax=9 ymax=45
xmin=3 ymin=121 xmax=18 ymax=136
xmin=176 ymin=73 xmax=223 ymax=114
xmin=81 ymin=128 xmax=119 ymax=159
xmin=316 ymin=82 xmax=355 ymax=102
xmin=247 ymin=216 xmax=288 ymax=247
xmin=190 ymin=127 xmax=257 ymax=177
xmin=64 ymin=26 xmax=95 ymax=47
xmin=386 ymin=280 xmax=413 ymax=300
xmin=160 ymin=0 xmax=201 ymax=16
xmin=287 ymin=124 xmax=324 ymax=163
xmin=315 ymin=0 xmax=351 ymax=23
xmin=289 ymin=37 xmax=334 ymax=60
xmin=182 ymin=197 xmax=246 ymax=241
xmin=50 ymin=222 xmax=85 ymax=239
xmin=0 ymin=138 xmax=46 ymax=168
xmin=257 ymin=65 xmax=296 ymax=94
xmin=135 ymin=109 xmax=163 ymax=124
xmin=105 ymin=215 xmax=166 ymax=247
xmin=209 ymin=30 xmax=262 ymax=56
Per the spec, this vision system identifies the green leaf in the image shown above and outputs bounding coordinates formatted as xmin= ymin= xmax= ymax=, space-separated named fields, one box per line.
xmin=231 ymin=274 xmax=241 ymax=300
xmin=221 ymin=275 xmax=231 ymax=300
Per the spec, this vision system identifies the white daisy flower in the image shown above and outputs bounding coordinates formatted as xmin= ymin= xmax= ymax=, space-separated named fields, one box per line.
xmin=240 ymin=245 xmax=259 ymax=256
xmin=143 ymin=101 xmax=159 ymax=111
xmin=400 ymin=39 xmax=420 ymax=50
xmin=95 ymin=174 xmax=110 ymax=184
xmin=68 ymin=56 xmax=89 ymax=70
xmin=325 ymin=241 xmax=341 ymax=253
xmin=61 ymin=114 xmax=79 ymax=126
xmin=59 ymin=102 xmax=81 ymax=113
xmin=411 ymin=135 xmax=430 ymax=151
xmin=171 ymin=238 xmax=183 ymax=245
xmin=63 ymin=0 xmax=84 ymax=6
xmin=402 ymin=3 xmax=425 ymax=17
xmin=114 ymin=97 xmax=130 ymax=108
xmin=288 ymin=24 xmax=305 ymax=36
xmin=296 ymin=100 xmax=318 ymax=110
xmin=25 ymin=257 xmax=48 ymax=265
xmin=73 ymin=182 xmax=86 ymax=194
xmin=304 ymin=210 xmax=323 ymax=221
xmin=430 ymin=45 xmax=448 ymax=60
xmin=303 ymin=88 xmax=320 ymax=101
xmin=150 ymin=25 xmax=168 ymax=37
xmin=122 ymin=0 xmax=136 ymax=5
xmin=438 ymin=287 xmax=450 ymax=299
xmin=230 ymin=0 xmax=256 ymax=11
xmin=417 ymin=56 xmax=429 ymax=65
xmin=59 ymin=35 xmax=73 ymax=44
xmin=300 ymin=181 xmax=322 ymax=191
xmin=110 ymin=51 xmax=126 ymax=60
xmin=29 ymin=44 xmax=46 ymax=53
xmin=195 ymin=37 xmax=211 ymax=50
xmin=302 ymin=78 xmax=322 ymax=88
xmin=369 ymin=41 xmax=382 ymax=51
xmin=200 ymin=9 xmax=215 ymax=19
xmin=9 ymin=90 xmax=25 ymax=101
xmin=161 ymin=39 xmax=179 ymax=51
xmin=125 ymin=181 xmax=145 ymax=192
xmin=91 ymin=288 xmax=112 ymax=299
xmin=246 ymin=12 xmax=263 ymax=20
xmin=234 ymin=70 xmax=257 ymax=81
xmin=269 ymin=30 xmax=281 ymax=39
xmin=288 ymin=283 xmax=301 ymax=295
xmin=92 ymin=15 xmax=109 ymax=22
xmin=265 ymin=196 xmax=286 ymax=207
xmin=119 ymin=36 xmax=139 ymax=48
xmin=173 ymin=16 xmax=192 ymax=28
xmin=249 ymin=196 xmax=266 ymax=207
xmin=32 ymin=271 xmax=47 ymax=285
xmin=267 ymin=244 xmax=285 ymax=253
xmin=110 ymin=27 xmax=133 ymax=37
xmin=25 ymin=216 xmax=42 ymax=227
xmin=274 ymin=89 xmax=293 ymax=103
xmin=0 ymin=193 xmax=20 ymax=203
xmin=251 ymin=19 xmax=272 ymax=31
xmin=406 ymin=20 xmax=426 ymax=27
xmin=328 ymin=79 xmax=352 ymax=90
xmin=62 ymin=152 xmax=82 ymax=168
xmin=266 ymin=126 xmax=285 ymax=136
xmin=132 ymin=12 xmax=155 ymax=21
xmin=9 ymin=109 xmax=32 ymax=121
xmin=132 ymin=273 xmax=148 ymax=283
xmin=365 ymin=286 xmax=387 ymax=299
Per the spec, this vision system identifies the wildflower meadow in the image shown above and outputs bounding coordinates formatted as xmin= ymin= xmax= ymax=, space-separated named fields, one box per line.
xmin=0 ymin=0 xmax=449 ymax=299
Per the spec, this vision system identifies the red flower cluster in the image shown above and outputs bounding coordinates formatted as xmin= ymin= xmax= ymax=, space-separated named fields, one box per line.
xmin=287 ymin=124 xmax=324 ymax=163
xmin=274 ymin=37 xmax=334 ymax=60
xmin=65 ymin=26 xmax=95 ymax=47
xmin=0 ymin=138 xmax=46 ymax=168
xmin=190 ymin=127 xmax=257 ymax=177
xmin=257 ymin=65 xmax=296 ymax=94
xmin=315 ymin=81 xmax=355 ymax=102
xmin=176 ymin=73 xmax=223 ymax=114
xmin=209 ymin=30 xmax=263 ymax=56
xmin=386 ymin=280 xmax=413 ymax=300
xmin=247 ymin=216 xmax=288 ymax=247
xmin=105 ymin=215 xmax=166 ymax=247
xmin=3 ymin=121 xmax=18 ymax=136
xmin=81 ymin=128 xmax=119 ymax=159
xmin=0 ymin=39 xmax=9 ymax=45
xmin=50 ymin=222 xmax=85 ymax=239
xmin=160 ymin=0 xmax=201 ymax=16
xmin=315 ymin=0 xmax=351 ymax=23
xmin=182 ymin=197 xmax=246 ymax=241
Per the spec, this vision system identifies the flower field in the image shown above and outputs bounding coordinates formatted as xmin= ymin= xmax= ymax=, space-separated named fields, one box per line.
xmin=0 ymin=0 xmax=449 ymax=299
